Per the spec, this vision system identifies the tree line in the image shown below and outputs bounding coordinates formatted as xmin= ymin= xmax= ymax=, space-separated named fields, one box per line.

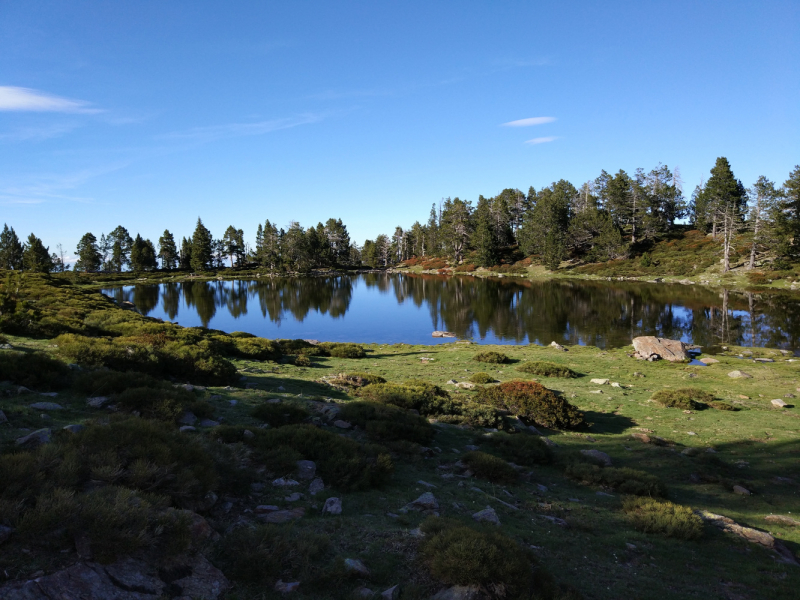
xmin=1 ymin=157 xmax=798 ymax=274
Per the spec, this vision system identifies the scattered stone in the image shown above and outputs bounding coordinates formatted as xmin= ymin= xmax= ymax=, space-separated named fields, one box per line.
xmin=728 ymin=370 xmax=752 ymax=379
xmin=588 ymin=389 xmax=603 ymax=394
xmin=596 ymin=491 xmax=614 ymax=497
xmin=696 ymin=510 xmax=799 ymax=565
xmin=381 ymin=585 xmax=400 ymax=599
xmin=285 ymin=492 xmax=303 ymax=502
xmin=754 ymin=358 xmax=774 ymax=363
xmin=464 ymin=445 xmax=479 ymax=451
xmin=267 ymin=397 xmax=282 ymax=404
xmin=733 ymin=485 xmax=751 ymax=495
xmin=632 ymin=371 xmax=645 ymax=378
xmin=179 ymin=425 xmax=197 ymax=433
xmin=611 ymin=382 xmax=623 ymax=388
xmin=255 ymin=505 xmax=280 ymax=514
xmin=62 ymin=424 xmax=85 ymax=434
xmin=260 ymin=508 xmax=305 ymax=524
xmin=580 ymin=449 xmax=612 ymax=466
xmin=550 ymin=341 xmax=567 ymax=351
xmin=334 ymin=420 xmax=352 ymax=429
xmin=296 ymin=460 xmax=317 ymax=480
xmin=528 ymin=425 xmax=542 ymax=435
xmin=681 ymin=447 xmax=701 ymax=456
xmin=308 ymin=477 xmax=325 ymax=495
xmin=632 ymin=336 xmax=688 ymax=362
xmin=179 ymin=411 xmax=197 ymax=425
xmin=590 ymin=378 xmax=609 ymax=385
xmin=432 ymin=331 xmax=456 ymax=338
xmin=275 ymin=580 xmax=300 ymax=593
xmin=344 ymin=558 xmax=370 ymax=576
xmin=242 ymin=429 xmax=255 ymax=439
xmin=409 ymin=527 xmax=424 ymax=538
xmin=699 ymin=357 xmax=720 ymax=364
xmin=417 ymin=480 xmax=437 ymax=488
xmin=446 ymin=379 xmax=458 ymax=385
xmin=540 ymin=437 xmax=558 ymax=448
xmin=29 ymin=402 xmax=63 ymax=411
xmin=431 ymin=586 xmax=482 ymax=600
xmin=625 ymin=543 xmax=637 ymax=550
xmin=536 ymin=484 xmax=548 ymax=493
xmin=772 ymin=476 xmax=795 ymax=484
xmin=765 ymin=515 xmax=800 ymax=527
xmin=272 ymin=477 xmax=300 ymax=487
xmin=772 ymin=399 xmax=788 ymax=407
xmin=356 ymin=586 xmax=375 ymax=598
xmin=403 ymin=492 xmax=439 ymax=515
xmin=86 ymin=396 xmax=109 ymax=408
xmin=455 ymin=382 xmax=476 ymax=390
xmin=631 ymin=432 xmax=651 ymax=443
xmin=687 ymin=431 xmax=697 ymax=436
xmin=785 ymin=393 xmax=796 ymax=398
xmin=540 ymin=515 xmax=568 ymax=527
xmin=322 ymin=497 xmax=342 ymax=515
xmin=0 ymin=524 xmax=12 ymax=544
xmin=15 ymin=428 xmax=51 ymax=447
xmin=472 ymin=506 xmax=500 ymax=525
xmin=17 ymin=386 xmax=31 ymax=395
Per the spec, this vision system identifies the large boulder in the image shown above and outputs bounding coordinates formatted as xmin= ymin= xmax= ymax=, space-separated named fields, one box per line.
xmin=632 ymin=337 xmax=688 ymax=362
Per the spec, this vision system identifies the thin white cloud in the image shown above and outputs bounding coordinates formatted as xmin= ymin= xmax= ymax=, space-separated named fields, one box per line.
xmin=0 ymin=122 xmax=80 ymax=142
xmin=525 ymin=136 xmax=558 ymax=145
xmin=161 ymin=114 xmax=322 ymax=142
xmin=0 ymin=86 xmax=101 ymax=113
xmin=0 ymin=162 xmax=129 ymax=206
xmin=502 ymin=117 xmax=556 ymax=127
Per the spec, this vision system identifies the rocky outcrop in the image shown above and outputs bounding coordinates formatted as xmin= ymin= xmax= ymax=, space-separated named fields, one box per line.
xmin=0 ymin=554 xmax=229 ymax=599
xmin=632 ymin=337 xmax=688 ymax=362
xmin=696 ymin=510 xmax=799 ymax=565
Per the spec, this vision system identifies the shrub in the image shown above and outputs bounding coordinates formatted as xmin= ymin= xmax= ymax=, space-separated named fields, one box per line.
xmin=565 ymin=462 xmax=666 ymax=497
xmin=318 ymin=342 xmax=366 ymax=359
xmin=356 ymin=381 xmax=457 ymax=416
xmin=481 ymin=432 xmax=553 ymax=466
xmin=0 ymin=350 xmax=71 ymax=391
xmin=453 ymin=263 xmax=477 ymax=273
xmin=421 ymin=258 xmax=448 ymax=270
xmin=478 ymin=380 xmax=585 ymax=430
xmin=516 ymin=361 xmax=578 ymax=378
xmin=623 ymin=497 xmax=704 ymax=540
xmin=746 ymin=271 xmax=769 ymax=285
xmin=330 ymin=372 xmax=386 ymax=387
xmin=469 ymin=372 xmax=496 ymax=384
xmin=338 ymin=401 xmax=435 ymax=445
xmin=651 ymin=388 xmax=716 ymax=410
xmin=709 ymin=400 xmax=738 ymax=411
xmin=111 ymin=386 xmax=196 ymax=422
xmin=251 ymin=403 xmax=310 ymax=427
xmin=229 ymin=337 xmax=282 ymax=361
xmin=461 ymin=451 xmax=518 ymax=483
xmin=473 ymin=351 xmax=509 ymax=364
xmin=72 ymin=369 xmax=163 ymax=396
xmin=294 ymin=354 xmax=311 ymax=367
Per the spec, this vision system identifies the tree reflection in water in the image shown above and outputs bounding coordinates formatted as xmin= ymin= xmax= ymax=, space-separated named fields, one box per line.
xmin=103 ymin=274 xmax=800 ymax=349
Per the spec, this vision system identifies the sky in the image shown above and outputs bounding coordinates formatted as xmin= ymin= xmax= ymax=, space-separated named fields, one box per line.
xmin=1 ymin=0 xmax=798 ymax=260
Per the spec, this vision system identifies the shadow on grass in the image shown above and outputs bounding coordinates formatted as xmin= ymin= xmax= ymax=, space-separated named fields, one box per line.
xmin=581 ymin=410 xmax=637 ymax=434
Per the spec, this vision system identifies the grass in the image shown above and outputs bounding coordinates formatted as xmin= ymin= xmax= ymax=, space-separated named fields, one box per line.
xmin=651 ymin=387 xmax=717 ymax=410
xmin=1 ymin=272 xmax=800 ymax=599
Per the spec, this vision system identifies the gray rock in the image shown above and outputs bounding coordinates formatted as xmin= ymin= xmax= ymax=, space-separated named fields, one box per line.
xmin=590 ymin=378 xmax=609 ymax=385
xmin=333 ymin=420 xmax=352 ymax=429
xmin=446 ymin=379 xmax=459 ymax=385
xmin=272 ymin=477 xmax=300 ymax=487
xmin=322 ymin=497 xmax=342 ymax=515
xmin=29 ymin=402 xmax=63 ymax=411
xmin=275 ymin=580 xmax=300 ymax=593
xmin=198 ymin=419 xmax=220 ymax=427
xmin=285 ymin=492 xmax=303 ymax=502
xmin=754 ymin=357 xmax=774 ymax=363
xmin=550 ymin=341 xmax=567 ymax=351
xmin=407 ymin=492 xmax=439 ymax=512
xmin=541 ymin=437 xmax=559 ymax=448
xmin=17 ymin=386 xmax=31 ymax=394
xmin=455 ymin=382 xmax=475 ymax=390
xmin=765 ymin=514 xmax=800 ymax=527
xmin=431 ymin=586 xmax=483 ymax=600
xmin=472 ymin=506 xmax=500 ymax=525
xmin=417 ymin=480 xmax=437 ymax=488
xmin=243 ymin=429 xmax=255 ymax=439
xmin=580 ymin=449 xmax=612 ymax=466
xmin=381 ymin=585 xmax=400 ymax=599
xmin=344 ymin=558 xmax=369 ymax=576
xmin=308 ymin=477 xmax=325 ymax=495
xmin=0 ymin=524 xmax=12 ymax=544
xmin=86 ymin=396 xmax=109 ymax=408
xmin=62 ymin=424 xmax=85 ymax=434
xmin=179 ymin=425 xmax=197 ymax=433
xmin=528 ymin=425 xmax=542 ymax=435
xmin=728 ymin=370 xmax=753 ymax=379
xmin=15 ymin=428 xmax=51 ymax=447
xmin=179 ymin=411 xmax=197 ymax=425
xmin=296 ymin=459 xmax=317 ymax=480
xmin=699 ymin=357 xmax=719 ymax=364
xmin=355 ymin=587 xmax=375 ymax=598
xmin=632 ymin=336 xmax=687 ymax=362
xmin=772 ymin=399 xmax=788 ymax=407
xmin=733 ymin=485 xmax=751 ymax=495
xmin=536 ymin=484 xmax=548 ymax=493
xmin=39 ymin=392 xmax=58 ymax=397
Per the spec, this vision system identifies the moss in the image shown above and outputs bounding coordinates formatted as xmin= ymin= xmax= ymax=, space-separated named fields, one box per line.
xmin=623 ymin=497 xmax=704 ymax=540
xmin=651 ymin=388 xmax=716 ymax=410
xmin=516 ymin=361 xmax=578 ymax=378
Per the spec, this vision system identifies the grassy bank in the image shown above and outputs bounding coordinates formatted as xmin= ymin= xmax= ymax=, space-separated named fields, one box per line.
xmin=1 ymin=273 xmax=799 ymax=599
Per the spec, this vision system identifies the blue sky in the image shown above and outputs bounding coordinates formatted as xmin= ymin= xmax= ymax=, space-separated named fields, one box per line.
xmin=1 ymin=0 xmax=798 ymax=259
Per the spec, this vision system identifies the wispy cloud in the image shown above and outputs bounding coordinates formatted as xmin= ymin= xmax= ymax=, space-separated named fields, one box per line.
xmin=0 ymin=122 xmax=81 ymax=142
xmin=0 ymin=163 xmax=129 ymax=206
xmin=161 ymin=114 xmax=322 ymax=142
xmin=525 ymin=136 xmax=558 ymax=145
xmin=0 ymin=86 xmax=102 ymax=113
xmin=502 ymin=117 xmax=556 ymax=127
xmin=307 ymin=88 xmax=392 ymax=101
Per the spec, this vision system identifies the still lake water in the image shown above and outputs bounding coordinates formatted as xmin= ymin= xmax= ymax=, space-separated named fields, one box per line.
xmin=103 ymin=274 xmax=800 ymax=349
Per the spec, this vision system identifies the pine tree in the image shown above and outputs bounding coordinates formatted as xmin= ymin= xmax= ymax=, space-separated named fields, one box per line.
xmin=520 ymin=180 xmax=574 ymax=270
xmin=180 ymin=237 xmax=193 ymax=270
xmin=222 ymin=225 xmax=245 ymax=267
xmin=473 ymin=195 xmax=499 ymax=267
xmin=746 ymin=176 xmax=780 ymax=269
xmin=190 ymin=218 xmax=213 ymax=271
xmin=0 ymin=224 xmax=24 ymax=270
xmin=425 ymin=203 xmax=439 ymax=256
xmin=775 ymin=165 xmax=800 ymax=263
xmin=258 ymin=220 xmax=280 ymax=270
xmin=75 ymin=233 xmax=102 ymax=272
xmin=439 ymin=197 xmax=472 ymax=263
xmin=22 ymin=233 xmax=54 ymax=273
xmin=157 ymin=230 xmax=178 ymax=269
xmin=131 ymin=235 xmax=158 ymax=271
xmin=107 ymin=226 xmax=133 ymax=272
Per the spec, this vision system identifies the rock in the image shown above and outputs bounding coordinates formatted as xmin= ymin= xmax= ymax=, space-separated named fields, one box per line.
xmin=285 ymin=492 xmax=303 ymax=502
xmin=275 ymin=580 xmax=301 ymax=593
xmin=322 ymin=497 xmax=342 ymax=515
xmin=455 ymin=382 xmax=476 ymax=390
xmin=15 ymin=428 xmax=51 ymax=447
xmin=610 ymin=382 xmax=623 ymax=388
xmin=540 ymin=514 xmax=569 ymax=527
xmin=308 ymin=477 xmax=325 ymax=495
xmin=754 ymin=358 xmax=774 ymax=363
xmin=786 ymin=393 xmax=796 ymax=398
xmin=296 ymin=459 xmax=317 ymax=480
xmin=179 ymin=411 xmax=197 ymax=425
xmin=242 ymin=429 xmax=254 ymax=439
xmin=407 ymin=492 xmax=439 ymax=513
xmin=765 ymin=515 xmax=800 ymax=527
xmin=699 ymin=357 xmax=719 ymax=364
xmin=260 ymin=508 xmax=305 ymax=524
xmin=728 ymin=370 xmax=753 ymax=379
xmin=29 ymin=402 xmax=63 ymax=411
xmin=596 ymin=491 xmax=614 ymax=497
xmin=550 ymin=341 xmax=566 ymax=351
xmin=540 ymin=437 xmax=558 ymax=448
xmin=472 ymin=506 xmax=500 ymax=525
xmin=179 ymin=425 xmax=197 ymax=433
xmin=431 ymin=586 xmax=483 ymax=600
xmin=255 ymin=505 xmax=280 ymax=514
xmin=86 ymin=396 xmax=109 ymax=408
xmin=17 ymin=386 xmax=31 ymax=394
xmin=590 ymin=378 xmax=609 ymax=385
xmin=696 ymin=510 xmax=798 ymax=564
xmin=588 ymin=389 xmax=603 ymax=394
xmin=527 ymin=425 xmax=542 ymax=435
xmin=344 ymin=558 xmax=370 ymax=576
xmin=772 ymin=399 xmax=788 ymax=407
xmin=198 ymin=419 xmax=220 ymax=427
xmin=272 ymin=477 xmax=300 ymax=487
xmin=580 ymin=449 xmax=612 ymax=466
xmin=631 ymin=432 xmax=651 ymax=443
xmin=0 ymin=524 xmax=12 ymax=544
xmin=446 ymin=379 xmax=458 ymax=385
xmin=62 ymin=424 xmax=85 ymax=434
xmin=432 ymin=331 xmax=456 ymax=337
xmin=733 ymin=485 xmax=751 ymax=495
xmin=355 ymin=587 xmax=375 ymax=598
xmin=0 ymin=409 xmax=6 ymax=424
xmin=334 ymin=420 xmax=352 ymax=429
xmin=417 ymin=480 xmax=437 ymax=488
xmin=632 ymin=336 xmax=687 ymax=362
xmin=381 ymin=585 xmax=400 ymax=599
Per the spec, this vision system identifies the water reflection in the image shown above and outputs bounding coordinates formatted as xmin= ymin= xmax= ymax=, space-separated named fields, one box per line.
xmin=103 ymin=274 xmax=800 ymax=348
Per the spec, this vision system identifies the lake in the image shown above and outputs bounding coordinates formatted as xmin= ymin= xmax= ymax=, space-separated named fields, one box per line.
xmin=102 ymin=274 xmax=800 ymax=349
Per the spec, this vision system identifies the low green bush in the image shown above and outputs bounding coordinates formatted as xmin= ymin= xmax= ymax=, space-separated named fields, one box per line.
xmin=333 ymin=372 xmax=387 ymax=387
xmin=112 ymin=385 xmax=196 ymax=422
xmin=473 ymin=351 xmax=509 ymax=364
xmin=338 ymin=401 xmax=435 ymax=445
xmin=469 ymin=372 xmax=496 ymax=384
xmin=229 ymin=337 xmax=282 ymax=361
xmin=293 ymin=354 xmax=311 ymax=367
xmin=251 ymin=403 xmax=310 ymax=427
xmin=0 ymin=350 xmax=71 ymax=391
xmin=356 ymin=381 xmax=456 ymax=416
xmin=461 ymin=451 xmax=518 ymax=483
xmin=478 ymin=380 xmax=585 ymax=430
xmin=516 ymin=361 xmax=578 ymax=378
xmin=709 ymin=400 xmax=739 ymax=411
xmin=318 ymin=342 xmax=366 ymax=358
xmin=565 ymin=462 xmax=666 ymax=497
xmin=480 ymin=432 xmax=553 ymax=466
xmin=623 ymin=497 xmax=704 ymax=540
xmin=651 ymin=388 xmax=716 ymax=410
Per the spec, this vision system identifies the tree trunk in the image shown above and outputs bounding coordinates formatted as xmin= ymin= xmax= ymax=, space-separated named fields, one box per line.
xmin=748 ymin=197 xmax=761 ymax=270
